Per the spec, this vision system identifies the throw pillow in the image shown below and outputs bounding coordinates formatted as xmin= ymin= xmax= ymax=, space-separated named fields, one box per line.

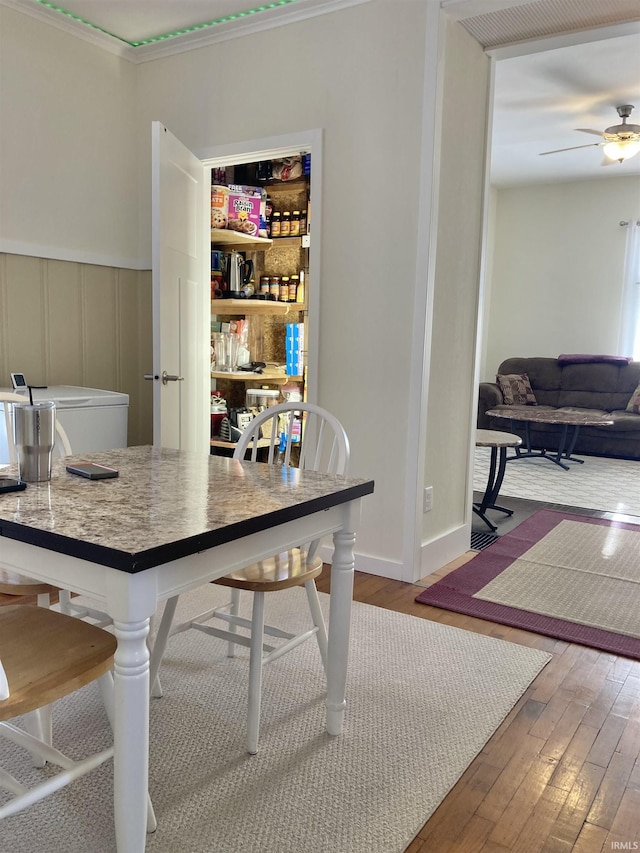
xmin=496 ymin=373 xmax=537 ymax=406
xmin=626 ymin=383 xmax=640 ymax=414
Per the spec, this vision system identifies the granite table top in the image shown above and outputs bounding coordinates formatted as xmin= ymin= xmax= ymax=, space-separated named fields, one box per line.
xmin=0 ymin=446 xmax=374 ymax=573
xmin=476 ymin=429 xmax=523 ymax=449
xmin=486 ymin=406 xmax=615 ymax=427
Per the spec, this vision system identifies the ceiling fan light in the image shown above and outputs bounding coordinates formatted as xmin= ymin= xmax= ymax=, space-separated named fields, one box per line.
xmin=603 ymin=139 xmax=640 ymax=162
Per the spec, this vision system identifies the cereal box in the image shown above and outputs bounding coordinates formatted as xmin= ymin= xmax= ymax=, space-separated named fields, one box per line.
xmin=211 ymin=185 xmax=229 ymax=230
xmin=226 ymin=185 xmax=262 ymax=237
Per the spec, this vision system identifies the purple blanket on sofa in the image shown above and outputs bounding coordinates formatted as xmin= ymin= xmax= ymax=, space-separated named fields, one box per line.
xmin=557 ymin=353 xmax=632 ymax=366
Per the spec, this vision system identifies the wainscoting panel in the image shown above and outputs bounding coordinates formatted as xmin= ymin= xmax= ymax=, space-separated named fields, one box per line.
xmin=46 ymin=260 xmax=83 ymax=384
xmin=2 ymin=254 xmax=47 ymax=381
xmin=0 ymin=253 xmax=152 ymax=446
xmin=82 ymin=264 xmax=119 ymax=392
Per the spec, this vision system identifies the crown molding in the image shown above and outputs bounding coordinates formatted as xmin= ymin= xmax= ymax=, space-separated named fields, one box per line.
xmin=1 ymin=0 xmax=372 ymax=64
xmin=131 ymin=0 xmax=371 ymax=63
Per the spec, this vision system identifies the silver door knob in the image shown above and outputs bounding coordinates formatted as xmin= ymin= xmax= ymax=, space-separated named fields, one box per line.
xmin=161 ymin=371 xmax=184 ymax=385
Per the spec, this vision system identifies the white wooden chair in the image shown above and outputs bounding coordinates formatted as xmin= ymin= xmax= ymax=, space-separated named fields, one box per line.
xmin=0 ymin=605 xmax=156 ymax=830
xmin=150 ymin=402 xmax=350 ymax=754
xmin=0 ymin=605 xmax=116 ymax=819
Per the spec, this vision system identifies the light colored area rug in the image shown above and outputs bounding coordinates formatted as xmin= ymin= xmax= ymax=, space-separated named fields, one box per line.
xmin=473 ymin=446 xmax=640 ymax=516
xmin=416 ymin=509 xmax=640 ymax=658
xmin=0 ymin=586 xmax=550 ymax=853
xmin=476 ymin=519 xmax=640 ymax=637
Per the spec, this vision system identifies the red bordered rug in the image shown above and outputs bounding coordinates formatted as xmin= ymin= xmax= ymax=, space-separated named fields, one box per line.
xmin=416 ymin=509 xmax=640 ymax=658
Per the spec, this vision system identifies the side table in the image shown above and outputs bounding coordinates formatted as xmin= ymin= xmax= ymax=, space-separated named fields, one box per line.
xmin=474 ymin=429 xmax=522 ymax=532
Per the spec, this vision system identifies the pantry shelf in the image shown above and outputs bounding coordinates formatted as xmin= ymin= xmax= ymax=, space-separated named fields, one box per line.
xmin=211 ymin=370 xmax=303 ymax=384
xmin=210 ymin=437 xmax=272 ymax=450
xmin=210 ymin=229 xmax=273 ymax=249
xmin=211 ymin=299 xmax=301 ymax=316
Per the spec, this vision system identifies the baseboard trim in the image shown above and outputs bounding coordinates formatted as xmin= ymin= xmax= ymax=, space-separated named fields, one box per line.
xmin=419 ymin=522 xmax=471 ymax=582
xmin=319 ymin=544 xmax=405 ymax=581
xmin=318 ymin=522 xmax=472 ymax=584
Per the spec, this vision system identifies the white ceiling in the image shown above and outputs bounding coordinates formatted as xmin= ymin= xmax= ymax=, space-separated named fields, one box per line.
xmin=7 ymin=0 xmax=640 ymax=186
xmin=492 ymin=33 xmax=640 ymax=186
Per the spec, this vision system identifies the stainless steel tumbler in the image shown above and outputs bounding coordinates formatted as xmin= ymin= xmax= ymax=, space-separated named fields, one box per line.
xmin=13 ymin=401 xmax=56 ymax=482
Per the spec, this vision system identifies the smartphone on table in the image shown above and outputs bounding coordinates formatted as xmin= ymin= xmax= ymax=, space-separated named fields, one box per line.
xmin=0 ymin=477 xmax=27 ymax=493
xmin=66 ymin=462 xmax=119 ymax=480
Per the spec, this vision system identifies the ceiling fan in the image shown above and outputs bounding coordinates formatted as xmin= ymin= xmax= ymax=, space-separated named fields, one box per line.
xmin=539 ymin=104 xmax=640 ymax=163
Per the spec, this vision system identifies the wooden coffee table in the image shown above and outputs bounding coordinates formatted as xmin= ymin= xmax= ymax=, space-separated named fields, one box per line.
xmin=474 ymin=429 xmax=522 ymax=531
xmin=486 ymin=406 xmax=614 ymax=471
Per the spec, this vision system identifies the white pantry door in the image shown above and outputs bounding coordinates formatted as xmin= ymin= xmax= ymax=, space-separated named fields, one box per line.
xmin=151 ymin=122 xmax=209 ymax=452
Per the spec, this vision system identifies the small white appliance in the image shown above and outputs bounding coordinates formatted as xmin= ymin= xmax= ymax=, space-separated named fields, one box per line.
xmin=0 ymin=385 xmax=129 ymax=463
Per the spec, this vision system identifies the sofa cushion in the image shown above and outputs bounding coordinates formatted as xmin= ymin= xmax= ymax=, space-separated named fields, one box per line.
xmin=559 ymin=363 xmax=631 ymax=411
xmin=626 ymin=383 xmax=640 ymax=414
xmin=496 ymin=373 xmax=537 ymax=406
xmin=498 ymin=358 xmax=562 ymax=407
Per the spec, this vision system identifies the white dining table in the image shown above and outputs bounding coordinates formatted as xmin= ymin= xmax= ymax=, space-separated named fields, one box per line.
xmin=0 ymin=445 xmax=374 ymax=852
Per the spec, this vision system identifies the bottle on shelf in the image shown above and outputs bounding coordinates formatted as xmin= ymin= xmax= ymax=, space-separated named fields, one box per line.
xmin=290 ymin=211 xmax=300 ymax=237
xmin=296 ymin=270 xmax=305 ymax=304
xmin=280 ymin=276 xmax=290 ymax=302
xmin=289 ymin=275 xmax=299 ymax=302
xmin=280 ymin=211 xmax=291 ymax=238
xmin=271 ymin=212 xmax=281 ymax=238
xmin=299 ymin=209 xmax=307 ymax=235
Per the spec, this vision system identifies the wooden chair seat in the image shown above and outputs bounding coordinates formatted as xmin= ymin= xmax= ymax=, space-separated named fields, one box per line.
xmin=0 ymin=605 xmax=116 ymax=721
xmin=0 ymin=569 xmax=60 ymax=598
xmin=215 ymin=550 xmax=323 ymax=592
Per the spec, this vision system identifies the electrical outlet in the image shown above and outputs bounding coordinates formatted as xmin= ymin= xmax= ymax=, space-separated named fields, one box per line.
xmin=423 ymin=486 xmax=433 ymax=513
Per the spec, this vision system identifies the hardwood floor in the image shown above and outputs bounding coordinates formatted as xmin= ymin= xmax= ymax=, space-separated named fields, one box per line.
xmin=317 ymin=556 xmax=640 ymax=853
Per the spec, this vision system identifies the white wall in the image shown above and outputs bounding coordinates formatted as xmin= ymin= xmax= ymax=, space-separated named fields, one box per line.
xmin=481 ymin=176 xmax=640 ymax=379
xmin=0 ymin=0 xmax=491 ymax=582
xmin=422 ymin=19 xmax=489 ymax=564
xmin=134 ymin=0 xmax=429 ymax=574
xmin=0 ymin=6 xmax=139 ymax=267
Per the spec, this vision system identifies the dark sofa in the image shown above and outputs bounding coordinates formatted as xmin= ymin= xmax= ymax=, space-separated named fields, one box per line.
xmin=478 ymin=356 xmax=640 ymax=460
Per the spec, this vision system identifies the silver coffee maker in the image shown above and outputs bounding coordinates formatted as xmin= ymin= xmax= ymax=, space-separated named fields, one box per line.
xmin=221 ymin=251 xmax=254 ymax=293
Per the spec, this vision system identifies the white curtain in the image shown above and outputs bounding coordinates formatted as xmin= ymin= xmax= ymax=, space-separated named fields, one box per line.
xmin=618 ymin=221 xmax=640 ymax=360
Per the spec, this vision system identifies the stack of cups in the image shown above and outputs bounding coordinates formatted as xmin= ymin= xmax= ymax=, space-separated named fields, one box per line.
xmin=13 ymin=401 xmax=56 ymax=483
xmin=212 ymin=332 xmax=239 ymax=373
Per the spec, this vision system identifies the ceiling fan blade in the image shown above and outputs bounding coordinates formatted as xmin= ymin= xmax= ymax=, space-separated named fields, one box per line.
xmin=539 ymin=142 xmax=604 ymax=156
xmin=576 ymin=128 xmax=605 ymax=137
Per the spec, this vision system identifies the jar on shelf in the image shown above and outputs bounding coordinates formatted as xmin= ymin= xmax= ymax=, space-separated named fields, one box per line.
xmin=269 ymin=276 xmax=280 ymax=299
xmin=271 ymin=212 xmax=281 ymax=238
xmin=280 ymin=211 xmax=291 ymax=238
xmin=299 ymin=209 xmax=307 ymax=234
xmin=289 ymin=275 xmax=299 ymax=302
xmin=259 ymin=276 xmax=270 ymax=295
xmin=290 ymin=211 xmax=300 ymax=237
xmin=280 ymin=276 xmax=290 ymax=302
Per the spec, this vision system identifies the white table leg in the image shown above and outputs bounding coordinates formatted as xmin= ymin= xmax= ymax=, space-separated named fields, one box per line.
xmin=112 ymin=617 xmax=150 ymax=853
xmin=325 ymin=502 xmax=357 ymax=736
